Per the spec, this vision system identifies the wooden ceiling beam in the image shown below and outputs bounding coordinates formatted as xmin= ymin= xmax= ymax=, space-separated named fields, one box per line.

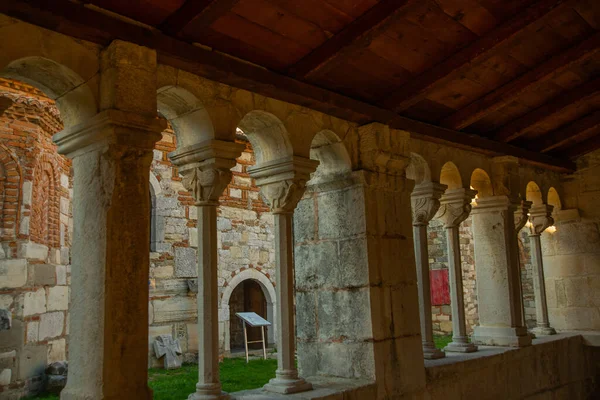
xmin=492 ymin=77 xmax=600 ymax=143
xmin=158 ymin=0 xmax=239 ymax=36
xmin=286 ymin=0 xmax=415 ymax=79
xmin=529 ymin=110 xmax=600 ymax=153
xmin=563 ymin=134 xmax=600 ymax=159
xmin=441 ymin=32 xmax=600 ymax=131
xmin=379 ymin=0 xmax=565 ymax=113
xmin=0 ymin=0 xmax=575 ymax=172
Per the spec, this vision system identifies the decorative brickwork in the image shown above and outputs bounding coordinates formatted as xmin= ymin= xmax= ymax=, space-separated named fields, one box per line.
xmin=30 ymin=155 xmax=61 ymax=248
xmin=0 ymin=144 xmax=21 ymax=242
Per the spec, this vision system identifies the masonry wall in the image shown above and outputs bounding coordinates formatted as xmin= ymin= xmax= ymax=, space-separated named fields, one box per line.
xmin=0 ymin=79 xmax=72 ymax=398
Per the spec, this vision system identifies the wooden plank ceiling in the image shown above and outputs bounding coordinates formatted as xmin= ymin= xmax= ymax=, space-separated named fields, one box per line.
xmin=2 ymin=0 xmax=600 ymax=171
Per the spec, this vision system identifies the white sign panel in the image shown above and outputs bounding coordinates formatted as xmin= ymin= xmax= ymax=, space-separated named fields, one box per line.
xmin=236 ymin=312 xmax=271 ymax=327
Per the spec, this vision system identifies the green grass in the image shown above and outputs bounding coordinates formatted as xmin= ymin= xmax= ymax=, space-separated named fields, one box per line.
xmin=433 ymin=334 xmax=453 ymax=349
xmin=32 ymin=358 xmax=277 ymax=400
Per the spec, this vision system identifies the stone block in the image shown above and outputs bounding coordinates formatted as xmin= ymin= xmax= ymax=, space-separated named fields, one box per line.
xmin=296 ymin=292 xmax=317 ymax=340
xmin=26 ymin=321 xmax=38 ymax=343
xmin=55 ymin=265 xmax=67 ymax=285
xmin=317 ymin=342 xmax=375 ymax=379
xmin=17 ymin=242 xmax=48 ymax=261
xmin=0 ymin=259 xmax=28 ymax=288
xmin=22 ymin=181 xmax=32 ymax=206
xmin=47 ymin=286 xmax=69 ymax=311
xmin=34 ymin=264 xmax=56 ymax=286
xmin=47 ymin=339 xmax=66 ymax=363
xmin=338 ymin=238 xmax=369 ymax=288
xmin=18 ymin=345 xmax=47 ymax=380
xmin=293 ymin=198 xmax=316 ymax=242
xmin=0 ymin=310 xmax=10 ymax=331
xmin=150 ymin=265 xmax=174 ymax=279
xmin=0 ymin=320 xmax=23 ymax=350
xmin=152 ymin=297 xmax=196 ymax=323
xmin=189 ymin=228 xmax=198 ymax=248
xmin=19 ymin=216 xmax=30 ymax=235
xmin=150 ymin=279 xmax=188 ymax=297
xmin=317 ymin=290 xmax=371 ymax=340
xmin=294 ymin=242 xmax=337 ymax=290
xmin=148 ymin=325 xmax=173 ymax=368
xmin=174 ymin=247 xmax=197 ymax=278
xmin=0 ymin=368 xmax=11 ymax=385
xmin=187 ymin=323 xmax=198 ymax=352
xmin=23 ymin=289 xmax=46 ymax=316
xmin=39 ymin=312 xmax=65 ymax=340
xmin=317 ymin=188 xmax=365 ymax=239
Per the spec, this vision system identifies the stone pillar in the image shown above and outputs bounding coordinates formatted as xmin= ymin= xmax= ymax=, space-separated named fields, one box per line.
xmin=249 ymin=156 xmax=318 ymax=394
xmin=56 ymin=41 xmax=166 ymax=400
xmin=411 ymin=182 xmax=447 ymax=359
xmin=471 ymin=196 xmax=532 ymax=347
xmin=55 ymin=110 xmax=165 ymax=399
xmin=435 ymin=188 xmax=478 ymax=353
xmin=170 ymin=140 xmax=245 ymax=400
xmin=529 ymin=204 xmax=557 ymax=336
xmin=514 ymin=200 xmax=533 ymax=331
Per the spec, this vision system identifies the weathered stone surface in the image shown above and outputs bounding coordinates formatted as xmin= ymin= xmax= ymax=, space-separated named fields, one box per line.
xmin=295 ymin=292 xmax=317 ymax=340
xmin=0 ymin=259 xmax=28 ymax=288
xmin=0 ymin=368 xmax=11 ymax=385
xmin=316 ymin=290 xmax=371 ymax=341
xmin=39 ymin=312 xmax=64 ymax=340
xmin=23 ymin=289 xmax=46 ymax=316
xmin=153 ymin=334 xmax=182 ymax=369
xmin=17 ymin=345 xmax=47 ymax=380
xmin=294 ymin=242 xmax=336 ymax=290
xmin=17 ymin=242 xmax=48 ymax=261
xmin=47 ymin=286 xmax=69 ymax=311
xmin=317 ymin=188 xmax=365 ymax=240
xmin=0 ymin=309 xmax=10 ymax=331
xmin=47 ymin=339 xmax=66 ymax=364
xmin=338 ymin=238 xmax=369 ymax=288
xmin=293 ymin=198 xmax=316 ymax=242
xmin=34 ymin=265 xmax=56 ymax=286
xmin=174 ymin=247 xmax=197 ymax=278
xmin=152 ymin=297 xmax=196 ymax=323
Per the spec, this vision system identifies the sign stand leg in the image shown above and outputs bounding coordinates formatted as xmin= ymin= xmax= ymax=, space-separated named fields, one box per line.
xmin=243 ymin=322 xmax=249 ymax=363
xmin=261 ymin=326 xmax=267 ymax=360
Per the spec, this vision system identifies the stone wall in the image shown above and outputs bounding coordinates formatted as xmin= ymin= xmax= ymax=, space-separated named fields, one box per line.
xmin=0 ymin=79 xmax=72 ymax=398
xmin=518 ymin=230 xmax=537 ymax=328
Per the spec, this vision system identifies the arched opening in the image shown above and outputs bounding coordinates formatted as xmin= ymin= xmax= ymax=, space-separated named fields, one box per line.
xmin=526 ymin=181 xmax=543 ymax=206
xmin=229 ymin=279 xmax=269 ymax=352
xmin=548 ymin=187 xmax=562 ymax=213
xmin=238 ymin=110 xmax=293 ymax=165
xmin=406 ymin=152 xmax=431 ymax=184
xmin=308 ymin=130 xmax=351 ymax=185
xmin=440 ymin=162 xmax=462 ymax=190
xmin=470 ymin=169 xmax=493 ymax=198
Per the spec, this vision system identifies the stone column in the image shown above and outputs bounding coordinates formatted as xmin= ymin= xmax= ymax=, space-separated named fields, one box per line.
xmin=471 ymin=196 xmax=532 ymax=347
xmin=514 ymin=200 xmax=533 ymax=330
xmin=55 ymin=110 xmax=165 ymax=400
xmin=170 ymin=140 xmax=245 ymax=400
xmin=435 ymin=188 xmax=478 ymax=353
xmin=529 ymin=204 xmax=557 ymax=336
xmin=249 ymin=156 xmax=318 ymax=394
xmin=411 ymin=182 xmax=447 ymax=359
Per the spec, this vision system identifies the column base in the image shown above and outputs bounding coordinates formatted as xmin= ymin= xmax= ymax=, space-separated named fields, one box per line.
xmin=531 ymin=326 xmax=556 ymax=336
xmin=472 ymin=326 xmax=532 ymax=347
xmin=444 ymin=341 xmax=478 ymax=353
xmin=423 ymin=344 xmax=446 ymax=359
xmin=188 ymin=383 xmax=230 ymax=400
xmin=264 ymin=377 xmax=313 ymax=394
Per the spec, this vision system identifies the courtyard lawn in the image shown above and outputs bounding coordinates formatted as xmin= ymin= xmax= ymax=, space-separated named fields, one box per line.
xmin=32 ymin=358 xmax=277 ymax=400
xmin=433 ymin=334 xmax=453 ymax=349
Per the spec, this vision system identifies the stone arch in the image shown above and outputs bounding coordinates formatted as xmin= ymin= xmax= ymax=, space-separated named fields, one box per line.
xmin=308 ymin=130 xmax=352 ymax=185
xmin=526 ymin=181 xmax=544 ymax=206
xmin=0 ymin=57 xmax=97 ymax=128
xmin=220 ymin=268 xmax=277 ymax=353
xmin=547 ymin=187 xmax=562 ymax=212
xmin=237 ymin=111 xmax=293 ymax=165
xmin=149 ymin=173 xmax=163 ymax=252
xmin=406 ymin=152 xmax=432 ymax=184
xmin=440 ymin=161 xmax=463 ymax=190
xmin=30 ymin=154 xmax=61 ymax=248
xmin=0 ymin=144 xmax=21 ymax=241
xmin=470 ymin=168 xmax=493 ymax=198
xmin=157 ymin=85 xmax=215 ymax=148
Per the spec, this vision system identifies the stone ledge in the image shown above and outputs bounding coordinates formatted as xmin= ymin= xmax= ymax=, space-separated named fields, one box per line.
xmin=230 ymin=376 xmax=375 ymax=399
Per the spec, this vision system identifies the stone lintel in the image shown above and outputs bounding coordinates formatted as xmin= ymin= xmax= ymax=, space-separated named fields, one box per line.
xmin=471 ymin=195 xmax=519 ymax=214
xmin=168 ymin=139 xmax=245 ymax=168
xmin=53 ymin=109 xmax=166 ymax=158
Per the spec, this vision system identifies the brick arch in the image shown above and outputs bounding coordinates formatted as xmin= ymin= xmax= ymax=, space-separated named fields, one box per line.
xmin=0 ymin=144 xmax=22 ymax=241
xmin=30 ymin=153 xmax=61 ymax=248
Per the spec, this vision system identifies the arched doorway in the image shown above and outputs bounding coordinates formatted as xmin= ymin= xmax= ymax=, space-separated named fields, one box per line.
xmin=229 ymin=279 xmax=269 ymax=352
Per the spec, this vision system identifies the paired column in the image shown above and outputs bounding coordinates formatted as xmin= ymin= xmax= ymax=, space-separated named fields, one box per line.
xmin=529 ymin=204 xmax=557 ymax=336
xmin=435 ymin=188 xmax=478 ymax=353
xmin=411 ymin=182 xmax=447 ymax=359
xmin=514 ymin=200 xmax=533 ymax=331
xmin=56 ymin=110 xmax=165 ymax=399
xmin=170 ymin=140 xmax=245 ymax=400
xmin=471 ymin=196 xmax=531 ymax=347
xmin=249 ymin=156 xmax=318 ymax=394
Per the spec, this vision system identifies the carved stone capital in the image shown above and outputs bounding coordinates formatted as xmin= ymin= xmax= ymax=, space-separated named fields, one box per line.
xmin=169 ymin=139 xmax=245 ymax=206
xmin=248 ymin=156 xmax=319 ymax=214
xmin=514 ymin=200 xmax=533 ymax=233
xmin=529 ymin=204 xmax=554 ymax=236
xmin=358 ymin=123 xmax=410 ymax=175
xmin=435 ymin=188 xmax=477 ymax=228
xmin=411 ymin=182 xmax=447 ymax=226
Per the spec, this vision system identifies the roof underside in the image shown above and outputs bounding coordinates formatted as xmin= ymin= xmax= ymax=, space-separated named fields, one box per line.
xmin=3 ymin=0 xmax=600 ymax=172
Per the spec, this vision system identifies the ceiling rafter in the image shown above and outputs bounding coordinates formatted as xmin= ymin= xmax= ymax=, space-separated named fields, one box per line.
xmin=158 ymin=0 xmax=240 ymax=36
xmin=286 ymin=0 xmax=416 ymax=79
xmin=563 ymin=134 xmax=600 ymax=158
xmin=529 ymin=110 xmax=600 ymax=153
xmin=440 ymin=32 xmax=600 ymax=131
xmin=379 ymin=0 xmax=566 ymax=113
xmin=492 ymin=77 xmax=600 ymax=143
xmin=0 ymin=0 xmax=576 ymax=172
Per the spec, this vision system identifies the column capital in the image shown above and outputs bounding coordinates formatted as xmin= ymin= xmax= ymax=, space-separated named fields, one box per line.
xmin=514 ymin=200 xmax=533 ymax=233
xmin=248 ymin=156 xmax=319 ymax=214
xmin=529 ymin=204 xmax=554 ymax=236
xmin=436 ymin=188 xmax=477 ymax=228
xmin=54 ymin=109 xmax=166 ymax=158
xmin=169 ymin=140 xmax=245 ymax=206
xmin=411 ymin=182 xmax=447 ymax=226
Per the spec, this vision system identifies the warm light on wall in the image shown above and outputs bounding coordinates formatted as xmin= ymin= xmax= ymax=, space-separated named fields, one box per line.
xmin=547 ymin=225 xmax=557 ymax=233
xmin=525 ymin=221 xmax=533 ymax=228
